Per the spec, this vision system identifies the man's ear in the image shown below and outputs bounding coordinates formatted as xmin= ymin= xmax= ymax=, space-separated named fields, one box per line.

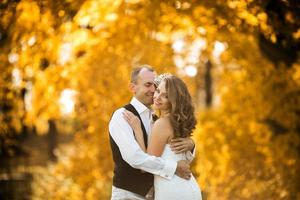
xmin=129 ymin=83 xmax=135 ymax=93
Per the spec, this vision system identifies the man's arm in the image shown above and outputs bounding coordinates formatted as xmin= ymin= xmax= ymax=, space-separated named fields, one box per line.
xmin=109 ymin=108 xmax=177 ymax=180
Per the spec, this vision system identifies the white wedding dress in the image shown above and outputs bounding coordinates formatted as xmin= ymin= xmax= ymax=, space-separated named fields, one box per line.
xmin=154 ymin=144 xmax=202 ymax=200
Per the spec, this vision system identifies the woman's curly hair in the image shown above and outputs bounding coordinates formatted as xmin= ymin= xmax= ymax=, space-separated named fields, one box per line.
xmin=163 ymin=75 xmax=197 ymax=138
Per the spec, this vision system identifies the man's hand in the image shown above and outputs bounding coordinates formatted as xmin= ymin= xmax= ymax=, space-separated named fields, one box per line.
xmin=170 ymin=137 xmax=195 ymax=154
xmin=175 ymin=160 xmax=191 ymax=180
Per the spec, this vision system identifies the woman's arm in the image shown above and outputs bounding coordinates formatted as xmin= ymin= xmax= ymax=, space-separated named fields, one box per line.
xmin=123 ymin=111 xmax=172 ymax=157
xmin=133 ymin=126 xmax=146 ymax=152
xmin=123 ymin=110 xmax=146 ymax=152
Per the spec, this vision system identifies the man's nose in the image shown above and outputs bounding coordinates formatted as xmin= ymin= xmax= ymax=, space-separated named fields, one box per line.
xmin=150 ymin=84 xmax=156 ymax=92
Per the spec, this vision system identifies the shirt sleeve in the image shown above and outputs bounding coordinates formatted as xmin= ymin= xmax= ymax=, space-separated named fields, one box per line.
xmin=109 ymin=108 xmax=177 ymax=179
xmin=185 ymin=145 xmax=196 ymax=162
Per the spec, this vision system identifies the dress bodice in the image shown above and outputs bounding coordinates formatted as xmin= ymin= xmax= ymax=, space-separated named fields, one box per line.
xmin=160 ymin=144 xmax=189 ymax=162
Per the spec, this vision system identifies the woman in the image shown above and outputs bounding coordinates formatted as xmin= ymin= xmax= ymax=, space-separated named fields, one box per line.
xmin=123 ymin=74 xmax=202 ymax=200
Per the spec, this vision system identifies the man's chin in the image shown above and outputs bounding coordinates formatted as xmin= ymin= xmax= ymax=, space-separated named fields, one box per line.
xmin=145 ymin=100 xmax=153 ymax=107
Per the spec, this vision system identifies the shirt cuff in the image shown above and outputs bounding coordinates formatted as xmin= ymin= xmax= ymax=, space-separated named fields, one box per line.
xmin=186 ymin=145 xmax=196 ymax=162
xmin=159 ymin=160 xmax=177 ymax=180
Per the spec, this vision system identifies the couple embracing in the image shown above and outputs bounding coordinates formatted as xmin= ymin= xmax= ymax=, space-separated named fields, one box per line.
xmin=109 ymin=65 xmax=202 ymax=200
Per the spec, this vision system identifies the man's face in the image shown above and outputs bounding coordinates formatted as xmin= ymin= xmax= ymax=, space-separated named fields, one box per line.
xmin=131 ymin=69 xmax=156 ymax=107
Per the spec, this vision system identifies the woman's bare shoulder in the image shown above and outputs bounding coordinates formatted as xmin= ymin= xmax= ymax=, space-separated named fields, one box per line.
xmin=153 ymin=117 xmax=172 ymax=131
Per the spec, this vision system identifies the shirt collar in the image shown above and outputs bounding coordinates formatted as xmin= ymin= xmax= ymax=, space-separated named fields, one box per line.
xmin=130 ymin=97 xmax=150 ymax=115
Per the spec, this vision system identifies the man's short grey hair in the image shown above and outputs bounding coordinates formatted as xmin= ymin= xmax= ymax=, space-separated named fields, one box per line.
xmin=131 ymin=65 xmax=154 ymax=83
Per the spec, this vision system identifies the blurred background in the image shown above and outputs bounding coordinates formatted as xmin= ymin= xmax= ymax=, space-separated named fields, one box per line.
xmin=0 ymin=0 xmax=300 ymax=199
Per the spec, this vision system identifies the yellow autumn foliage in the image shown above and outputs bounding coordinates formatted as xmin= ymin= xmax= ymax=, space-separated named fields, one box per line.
xmin=0 ymin=0 xmax=299 ymax=199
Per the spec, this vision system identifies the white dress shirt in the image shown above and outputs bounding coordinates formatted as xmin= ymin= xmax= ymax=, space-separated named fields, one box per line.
xmin=109 ymin=97 xmax=177 ymax=180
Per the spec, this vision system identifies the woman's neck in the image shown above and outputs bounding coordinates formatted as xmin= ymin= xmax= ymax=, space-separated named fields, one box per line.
xmin=160 ymin=110 xmax=170 ymax=118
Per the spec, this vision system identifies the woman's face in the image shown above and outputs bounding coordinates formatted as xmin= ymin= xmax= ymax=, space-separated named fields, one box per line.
xmin=153 ymin=81 xmax=171 ymax=112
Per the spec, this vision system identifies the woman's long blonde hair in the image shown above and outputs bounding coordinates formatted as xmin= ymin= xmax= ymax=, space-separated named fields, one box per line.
xmin=163 ymin=75 xmax=197 ymax=138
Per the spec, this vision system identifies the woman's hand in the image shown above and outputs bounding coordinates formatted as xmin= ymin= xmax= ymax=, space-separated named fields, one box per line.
xmin=123 ymin=110 xmax=146 ymax=152
xmin=123 ymin=110 xmax=142 ymax=133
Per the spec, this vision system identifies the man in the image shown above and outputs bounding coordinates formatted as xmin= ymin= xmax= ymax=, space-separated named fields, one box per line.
xmin=109 ymin=65 xmax=195 ymax=200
